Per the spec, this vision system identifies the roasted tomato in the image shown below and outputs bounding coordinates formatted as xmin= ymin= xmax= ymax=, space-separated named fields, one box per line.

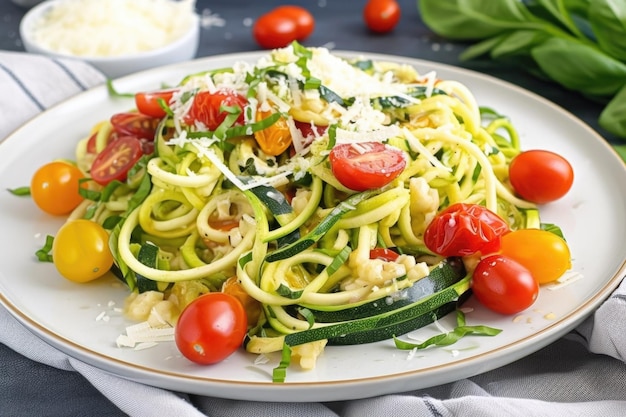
xmin=183 ymin=90 xmax=248 ymax=131
xmin=423 ymin=203 xmax=510 ymax=257
xmin=254 ymin=108 xmax=292 ymax=156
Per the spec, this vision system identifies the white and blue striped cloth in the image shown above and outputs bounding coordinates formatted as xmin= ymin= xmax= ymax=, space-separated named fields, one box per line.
xmin=2 ymin=50 xmax=626 ymax=417
xmin=0 ymin=51 xmax=105 ymax=140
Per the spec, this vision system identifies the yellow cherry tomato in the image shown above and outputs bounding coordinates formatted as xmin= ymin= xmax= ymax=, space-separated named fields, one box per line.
xmin=52 ymin=219 xmax=114 ymax=283
xmin=253 ymin=108 xmax=292 ymax=156
xmin=31 ymin=161 xmax=85 ymax=216
xmin=500 ymin=229 xmax=571 ymax=284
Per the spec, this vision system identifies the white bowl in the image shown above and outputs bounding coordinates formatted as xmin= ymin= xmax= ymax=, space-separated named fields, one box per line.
xmin=19 ymin=0 xmax=200 ymax=79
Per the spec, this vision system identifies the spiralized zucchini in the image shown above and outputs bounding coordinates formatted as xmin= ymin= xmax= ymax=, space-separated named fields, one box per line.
xmin=74 ymin=43 xmax=541 ymax=368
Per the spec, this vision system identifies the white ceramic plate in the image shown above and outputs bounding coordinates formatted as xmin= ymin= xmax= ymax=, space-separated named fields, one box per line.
xmin=1 ymin=51 xmax=625 ymax=402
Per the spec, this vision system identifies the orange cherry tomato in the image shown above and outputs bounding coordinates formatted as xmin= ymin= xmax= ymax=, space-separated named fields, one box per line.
xmin=31 ymin=161 xmax=85 ymax=216
xmin=499 ymin=229 xmax=571 ymax=284
xmin=90 ymin=136 xmax=143 ymax=185
xmin=364 ymin=0 xmax=401 ymax=33
xmin=222 ymin=276 xmax=262 ymax=327
xmin=253 ymin=108 xmax=292 ymax=156
xmin=509 ymin=150 xmax=574 ymax=204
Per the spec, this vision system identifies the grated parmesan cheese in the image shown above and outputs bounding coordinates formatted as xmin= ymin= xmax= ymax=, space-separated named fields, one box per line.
xmin=30 ymin=0 xmax=197 ymax=57
xmin=116 ymin=321 xmax=175 ymax=349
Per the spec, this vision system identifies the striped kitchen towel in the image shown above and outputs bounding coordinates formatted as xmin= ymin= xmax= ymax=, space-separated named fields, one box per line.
xmin=0 ymin=50 xmax=106 ymax=140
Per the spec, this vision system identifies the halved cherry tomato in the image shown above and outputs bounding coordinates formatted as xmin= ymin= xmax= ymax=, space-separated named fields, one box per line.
xmin=52 ymin=219 xmax=114 ymax=283
xmin=253 ymin=12 xmax=299 ymax=49
xmin=222 ymin=276 xmax=262 ymax=327
xmin=31 ymin=161 xmax=85 ymax=216
xmin=175 ymin=292 xmax=247 ymax=365
xmin=135 ymin=89 xmax=177 ymax=118
xmin=424 ymin=203 xmax=510 ymax=257
xmin=207 ymin=217 xmax=240 ymax=231
xmin=294 ymin=120 xmax=327 ymax=140
xmin=364 ymin=0 xmax=401 ymax=33
xmin=184 ymin=90 xmax=248 ymax=131
xmin=509 ymin=150 xmax=574 ymax=204
xmin=110 ymin=112 xmax=160 ymax=141
xmin=254 ymin=108 xmax=292 ymax=156
xmin=500 ymin=229 xmax=571 ymax=284
xmin=90 ymin=136 xmax=143 ymax=185
xmin=471 ymin=254 xmax=539 ymax=315
xmin=328 ymin=142 xmax=406 ymax=191
xmin=271 ymin=5 xmax=315 ymax=40
xmin=86 ymin=132 xmax=111 ymax=154
xmin=369 ymin=247 xmax=400 ymax=261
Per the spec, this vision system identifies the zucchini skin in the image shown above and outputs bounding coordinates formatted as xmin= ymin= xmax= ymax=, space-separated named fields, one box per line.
xmin=327 ymin=299 xmax=458 ymax=345
xmin=282 ymin=274 xmax=471 ymax=347
xmin=294 ymin=257 xmax=466 ymax=322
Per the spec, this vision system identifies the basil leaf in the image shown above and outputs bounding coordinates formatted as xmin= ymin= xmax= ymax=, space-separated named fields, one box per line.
xmin=490 ymin=30 xmax=551 ymax=59
xmin=531 ymin=37 xmax=626 ymax=96
xmin=589 ymin=0 xmax=626 ymax=61
xmin=600 ymin=84 xmax=626 ymax=138
xmin=419 ymin=0 xmax=539 ymax=40
xmin=7 ymin=186 xmax=30 ymax=196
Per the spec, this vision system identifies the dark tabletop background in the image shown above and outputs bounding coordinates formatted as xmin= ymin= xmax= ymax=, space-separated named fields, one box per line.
xmin=0 ymin=0 xmax=621 ymax=416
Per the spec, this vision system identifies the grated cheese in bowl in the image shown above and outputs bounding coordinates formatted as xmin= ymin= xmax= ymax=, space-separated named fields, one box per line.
xmin=19 ymin=0 xmax=200 ymax=78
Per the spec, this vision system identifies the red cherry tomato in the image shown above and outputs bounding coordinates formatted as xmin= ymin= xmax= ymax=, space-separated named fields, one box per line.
xmin=175 ymin=292 xmax=247 ymax=365
xmin=253 ymin=12 xmax=299 ymax=49
xmin=509 ymin=150 xmax=574 ymax=204
xmin=364 ymin=0 xmax=401 ymax=33
xmin=471 ymin=254 xmax=539 ymax=315
xmin=135 ymin=89 xmax=177 ymax=118
xmin=110 ymin=112 xmax=160 ymax=141
xmin=90 ymin=136 xmax=143 ymax=185
xmin=369 ymin=248 xmax=400 ymax=261
xmin=271 ymin=5 xmax=315 ymax=40
xmin=294 ymin=120 xmax=327 ymax=139
xmin=86 ymin=131 xmax=116 ymax=154
xmin=328 ymin=142 xmax=406 ymax=191
xmin=424 ymin=203 xmax=510 ymax=257
xmin=184 ymin=90 xmax=248 ymax=131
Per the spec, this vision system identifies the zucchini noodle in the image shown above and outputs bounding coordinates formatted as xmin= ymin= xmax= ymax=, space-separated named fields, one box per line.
xmin=70 ymin=43 xmax=543 ymax=369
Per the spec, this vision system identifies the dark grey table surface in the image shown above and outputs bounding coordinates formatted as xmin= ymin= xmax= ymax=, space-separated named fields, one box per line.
xmin=0 ymin=0 xmax=621 ymax=416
